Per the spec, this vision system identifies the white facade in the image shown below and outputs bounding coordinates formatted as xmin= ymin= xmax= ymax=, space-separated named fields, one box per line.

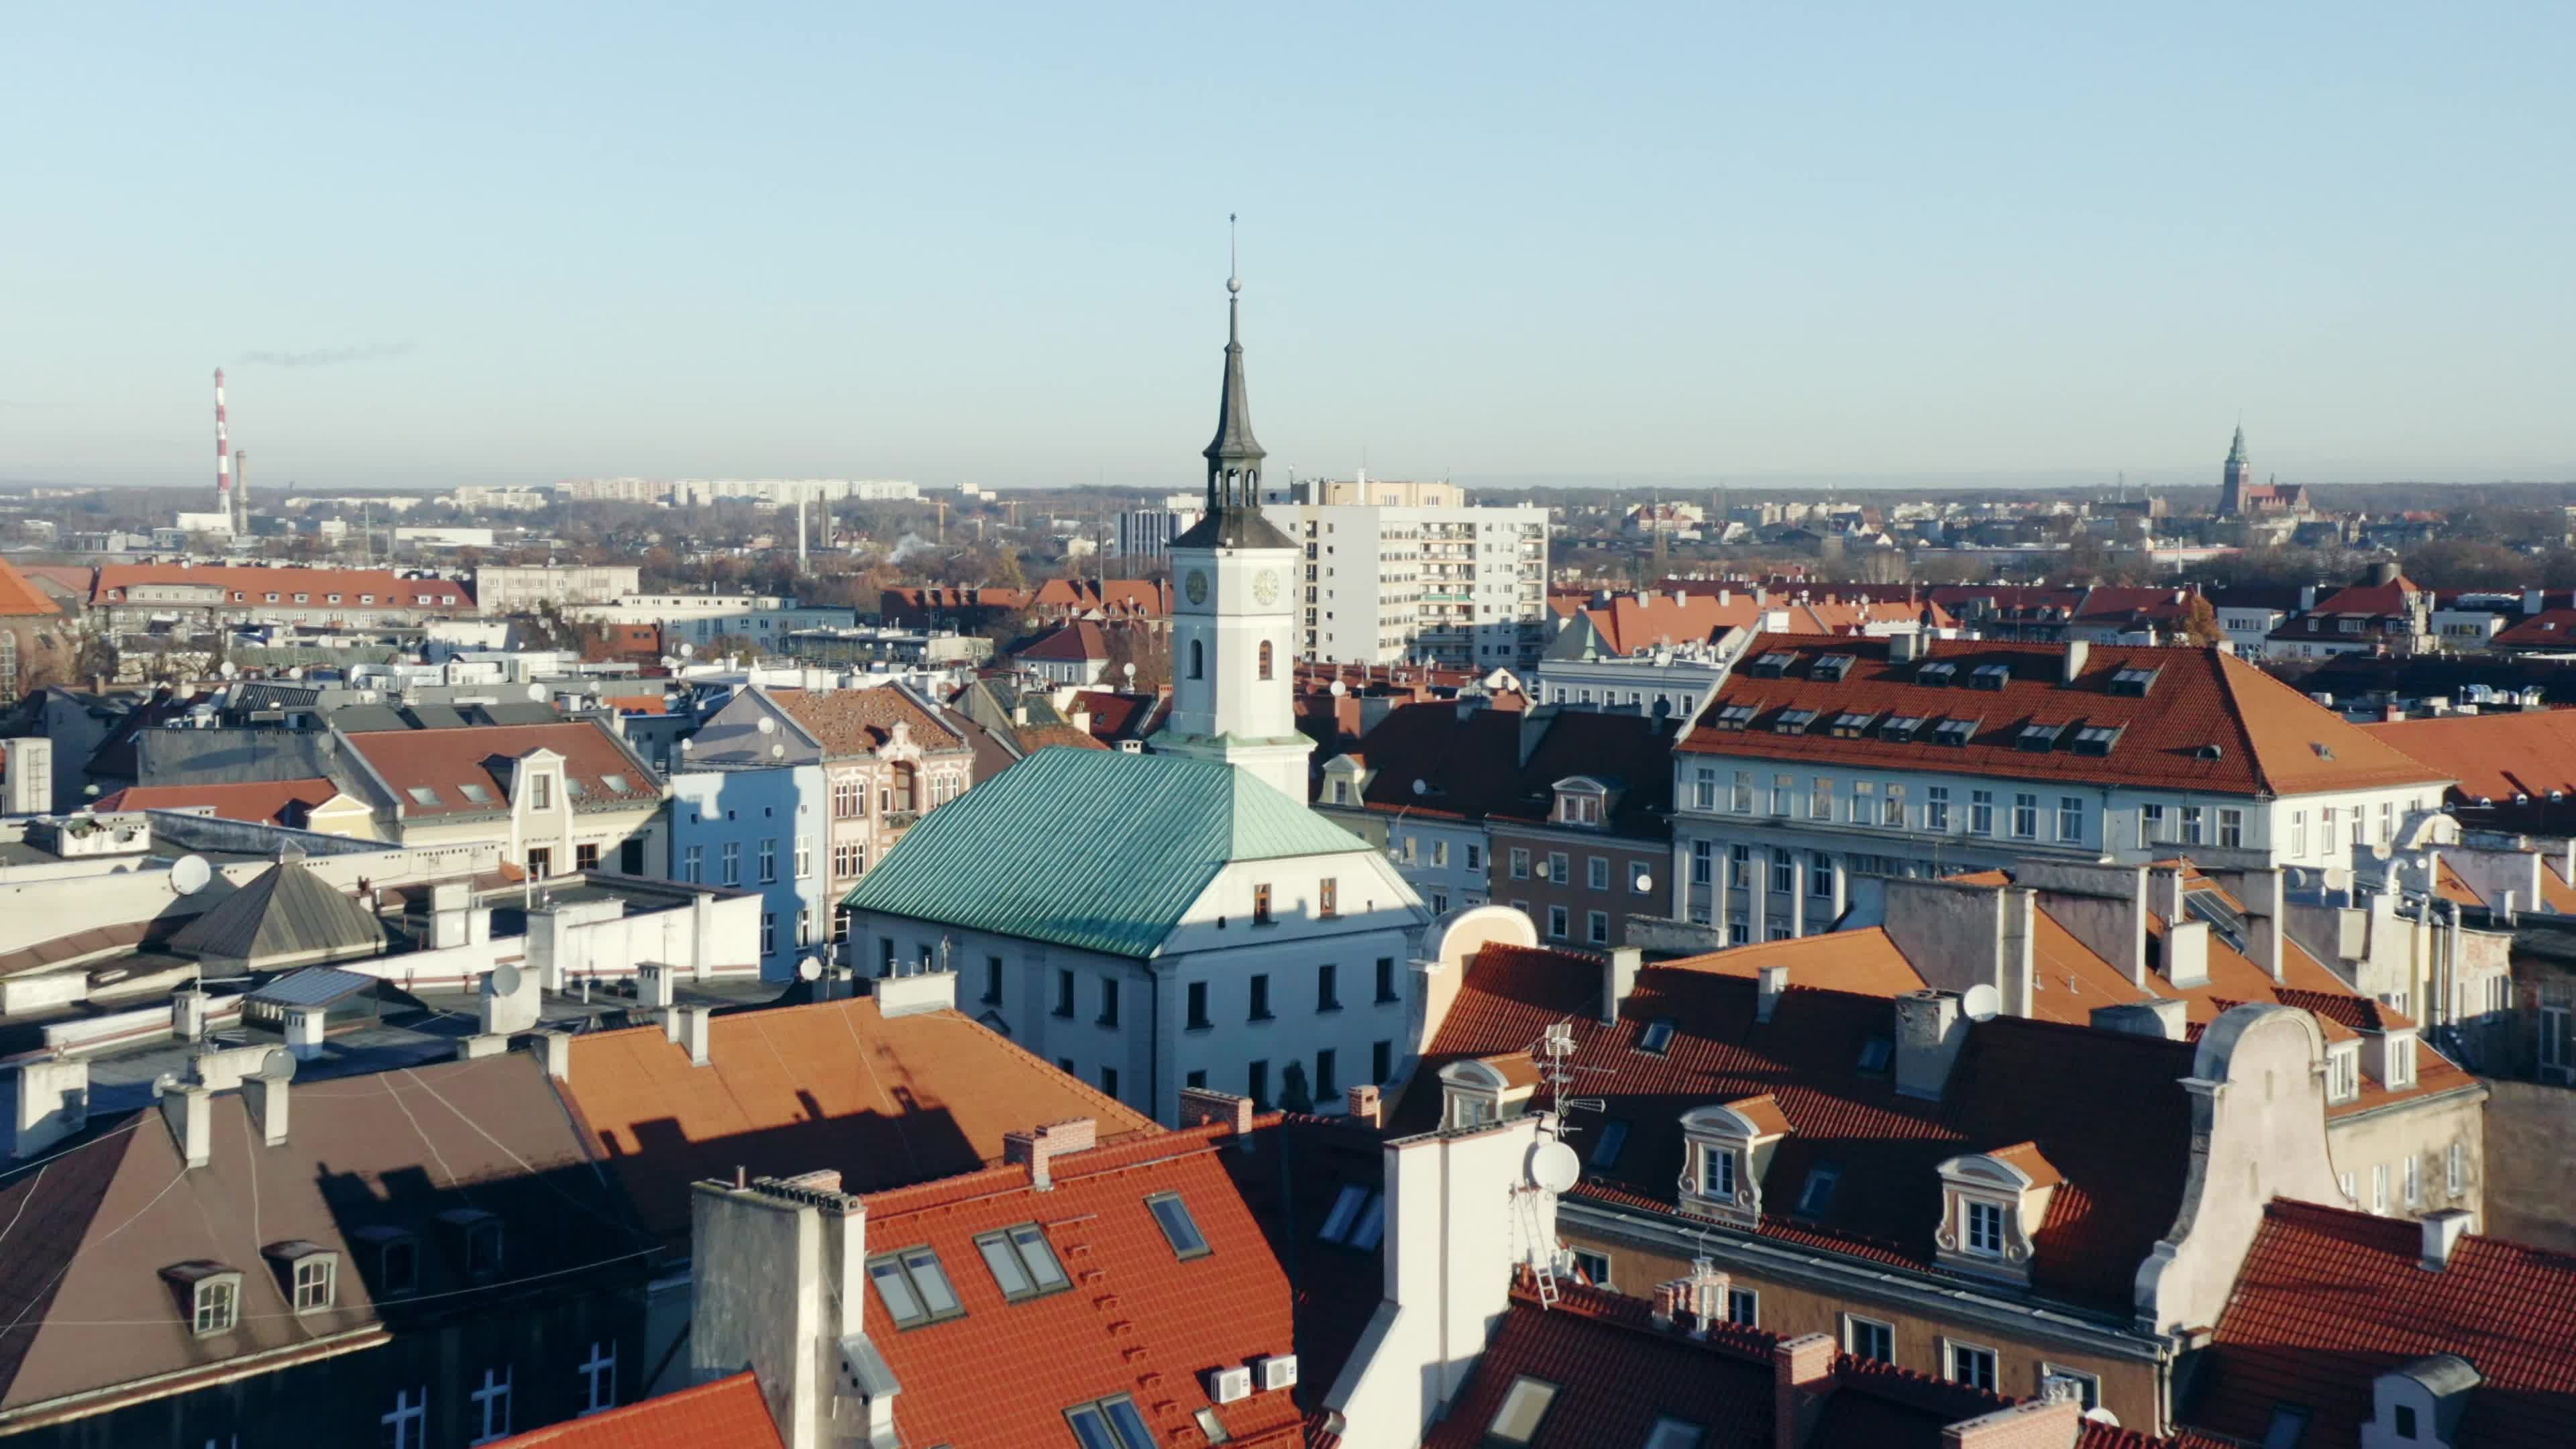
xmin=570 ymin=594 xmax=857 ymax=650
xmin=1161 ymin=530 xmax=1311 ymax=803
xmin=1670 ymin=753 xmax=2449 ymax=942
xmin=473 ymin=565 xmax=643 ymax=614
xmin=1258 ymin=497 xmax=1550 ymax=669
xmin=1114 ymin=496 xmax=1205 ymax=559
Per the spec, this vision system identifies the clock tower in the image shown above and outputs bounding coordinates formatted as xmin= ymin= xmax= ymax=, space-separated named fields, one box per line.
xmin=1152 ymin=243 xmax=1311 ymax=802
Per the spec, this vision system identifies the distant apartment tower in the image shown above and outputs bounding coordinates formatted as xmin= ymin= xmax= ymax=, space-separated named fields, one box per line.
xmin=1114 ymin=494 xmax=1206 ymax=560
xmin=472 ymin=564 xmax=643 ymax=614
xmin=1258 ymin=473 xmax=1548 ymax=668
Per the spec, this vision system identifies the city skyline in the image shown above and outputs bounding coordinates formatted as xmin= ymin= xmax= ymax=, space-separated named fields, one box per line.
xmin=6 ymin=3 xmax=2573 ymax=491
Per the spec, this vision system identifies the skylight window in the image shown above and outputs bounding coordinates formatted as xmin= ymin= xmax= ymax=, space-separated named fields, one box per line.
xmin=599 ymin=773 xmax=631 ymax=794
xmin=1318 ymin=1184 xmax=1386 ymax=1250
xmin=1772 ymin=708 xmax=1818 ymax=734
xmin=1637 ymin=1018 xmax=1678 ymax=1055
xmin=1644 ymin=1416 xmax=1708 ymax=1449
xmin=1065 ymin=1395 xmax=1160 ymax=1449
xmin=867 ymin=1247 xmax=965 ymax=1328
xmin=1856 ymin=1036 xmax=1892 ymax=1073
xmin=1796 ymin=1163 xmax=1841 ymax=1216
xmin=1932 ymin=718 xmax=1978 ymax=747
xmin=1879 ymin=714 xmax=1925 ymax=741
xmin=1970 ymin=663 xmax=2012 ymax=691
xmin=1712 ymin=703 xmax=1758 ymax=731
xmin=2108 ymin=666 xmax=2161 ymax=697
xmin=2017 ymin=722 xmax=2065 ymax=753
xmin=1809 ymin=654 xmax=1856 ymax=682
xmin=406 ymin=786 xmax=442 ymax=806
xmin=563 ymin=777 xmax=588 ymax=798
xmin=1487 ymin=1376 xmax=1562 ymax=1444
xmin=2074 ymin=724 xmax=2123 ymax=757
xmin=1588 ymin=1120 xmax=1630 ymax=1170
xmin=458 ymin=784 xmax=494 ymax=804
xmin=975 ymin=1224 xmax=1070 ymax=1301
xmin=1917 ymin=661 xmax=1957 ymax=686
xmin=1829 ymin=710 xmax=1876 ymax=738
xmin=1146 ymin=1191 xmax=1211 ymax=1260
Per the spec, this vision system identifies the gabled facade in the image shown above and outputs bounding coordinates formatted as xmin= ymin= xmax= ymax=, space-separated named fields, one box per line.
xmin=335 ymin=718 xmax=667 ymax=879
xmin=767 ymin=684 xmax=975 ymax=946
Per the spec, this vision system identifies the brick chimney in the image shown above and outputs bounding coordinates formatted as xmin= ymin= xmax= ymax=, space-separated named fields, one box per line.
xmin=1004 ymin=1118 xmax=1097 ymax=1191
xmin=1179 ymin=1087 xmax=1255 ymax=1136
xmin=1939 ymin=1394 xmax=2083 ymax=1448
xmin=1346 ymin=1083 xmax=1383 ymax=1129
xmin=1772 ymin=1334 xmax=1835 ymax=1449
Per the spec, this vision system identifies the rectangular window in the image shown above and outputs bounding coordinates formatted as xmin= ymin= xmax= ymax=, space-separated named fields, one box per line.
xmin=1510 ymin=848 xmax=1530 ymax=879
xmin=1811 ymin=776 xmax=1833 ymax=820
xmin=758 ymin=839 xmax=777 ymax=883
xmin=1848 ymin=780 xmax=1873 ymax=824
xmin=1054 ymin=970 xmax=1075 ymax=1018
xmin=682 ymin=845 xmax=702 ymax=883
xmin=1485 ymin=1376 xmax=1560 ymax=1444
xmin=2292 ymin=810 xmax=2308 ymax=857
xmin=1731 ymin=770 xmax=1753 ymax=813
xmin=1375 ymin=956 xmax=1398 ymax=1004
xmin=1947 ymin=1342 xmax=1998 ymax=1393
xmin=1727 ymin=1287 xmax=1758 ymax=1327
xmin=975 ymin=1223 xmax=1070 ymax=1302
xmin=2142 ymin=802 xmax=2166 ymax=847
xmin=1965 ymin=1199 xmax=2006 ymax=1255
xmin=720 ymin=841 xmax=741 ymax=885
xmin=1314 ymin=1048 xmax=1337 ymax=1096
xmin=1586 ymin=910 xmax=1608 ymax=945
xmin=1845 ymin=1316 xmax=1894 ymax=1362
xmin=2448 ymin=1140 xmax=2465 ymax=1194
xmin=1432 ymin=840 xmax=1449 ymax=869
xmin=1702 ymin=1146 xmax=1736 ymax=1199
xmin=1063 ymin=1397 xmax=1161 ymax=1449
xmin=2042 ymin=1366 xmax=2102 ymax=1413
xmin=983 ymin=956 xmax=1003 ymax=1005
xmin=1809 ymin=852 xmax=1833 ymax=898
xmin=1589 ymin=1119 xmax=1629 ymax=1169
xmin=1884 ymin=782 xmax=1906 ymax=826
xmin=1690 ymin=766 xmax=1717 ymax=812
xmin=1319 ymin=878 xmax=1338 ymax=918
xmin=532 ymin=774 xmax=552 ymax=810
xmin=1587 ymin=857 xmax=1609 ymax=891
xmin=1547 ymin=851 xmax=1569 ymax=884
xmin=1100 ymin=1065 xmax=1119 ymax=1100
xmin=1249 ymin=974 xmax=1272 ymax=1020
xmin=1569 ymin=1247 xmax=1612 ymax=1289
xmin=2011 ymin=793 xmax=2038 ymax=840
xmin=576 ymin=842 xmax=600 ymax=872
xmin=1547 ymin=904 xmax=1569 ymax=940
xmin=1372 ymin=1038 xmax=1393 ymax=1083
xmin=2057 ymin=796 xmax=2082 ymax=843
xmin=760 ymin=912 xmax=775 ymax=956
xmin=1926 ymin=786 xmax=1950 ymax=831
xmin=2404 ymin=1154 xmax=2421 ymax=1208
xmin=1729 ymin=843 xmax=1750 ymax=888
xmin=1691 ymin=840 xmax=1713 ymax=885
xmin=1317 ymin=963 xmax=1340 ymax=1012
xmin=1970 ymin=790 xmax=1994 ymax=835
xmin=1253 ymin=883 xmax=1274 ymax=924
xmin=2372 ymin=1163 xmax=2389 ymax=1213
xmin=867 ymin=1247 xmax=965 ymax=1328
xmin=1097 ymin=978 xmax=1119 ymax=1027
xmin=1246 ymin=1059 xmax=1269 ymax=1110
xmin=2379 ymin=800 xmax=2394 ymax=843
xmin=1186 ymin=980 xmax=1211 ymax=1030
xmin=1770 ymin=851 xmax=1794 ymax=894
xmin=2182 ymin=806 xmax=2204 ymax=845
xmin=1465 ymin=843 xmax=1483 ymax=872
xmin=2220 ymin=808 xmax=2245 ymax=850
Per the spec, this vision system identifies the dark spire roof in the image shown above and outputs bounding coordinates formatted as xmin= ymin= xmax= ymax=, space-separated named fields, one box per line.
xmin=1203 ymin=248 xmax=1265 ymax=477
xmin=2228 ymin=425 xmax=2247 ymax=465
xmin=1174 ymin=226 xmax=1294 ymax=552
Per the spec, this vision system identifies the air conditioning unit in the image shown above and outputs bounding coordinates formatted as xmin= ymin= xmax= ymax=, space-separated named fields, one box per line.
xmin=1207 ymin=1366 xmax=1252 ymax=1404
xmin=1255 ymin=1354 xmax=1299 ymax=1392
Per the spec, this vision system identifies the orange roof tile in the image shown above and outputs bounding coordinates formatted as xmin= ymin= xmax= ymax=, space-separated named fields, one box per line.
xmin=2363 ymin=708 xmax=2576 ymax=825
xmin=342 ymin=719 xmax=659 ymax=817
xmin=557 ymin=998 xmax=1159 ymax=1246
xmin=91 ymin=563 xmax=470 ymax=610
xmin=91 ymin=777 xmax=346 ymax=827
xmin=480 ymin=1371 xmax=783 ymax=1447
xmin=773 ymin=685 xmax=965 ymax=755
xmin=2196 ymin=1199 xmax=2576 ymax=1448
xmin=0 ymin=557 xmax=61 ymax=618
xmin=1660 ymin=926 xmax=1930 ymax=998
xmin=855 ymin=1124 xmax=1304 ymax=1449
xmin=1679 ymin=636 xmax=2446 ymax=797
xmin=1421 ymin=1282 xmax=1777 ymax=1448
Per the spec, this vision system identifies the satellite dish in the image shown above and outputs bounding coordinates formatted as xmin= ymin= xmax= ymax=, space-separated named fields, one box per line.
xmin=1526 ymin=1138 xmax=1582 ymax=1195
xmin=796 ymin=957 xmax=822 ymax=982
xmin=258 ymin=1048 xmax=298 ymax=1081
xmin=1122 ymin=662 xmax=1136 ymax=681
xmin=1411 ymin=779 xmax=1428 ymax=796
xmin=756 ymin=716 xmax=776 ymax=735
xmin=528 ymin=683 xmax=547 ymax=701
xmin=1962 ymin=983 xmax=2002 ymax=1022
xmin=679 ymin=737 xmax=694 ymax=752
xmin=219 ymin=661 xmax=237 ymax=678
xmin=1633 ymin=872 xmax=1654 ymax=894
xmin=678 ymin=643 xmax=696 ymax=659
xmin=170 ymin=855 xmax=213 ymax=896
xmin=490 ymin=963 xmax=524 ymax=998
xmin=769 ymin=743 xmax=785 ymax=759
xmin=1329 ymin=680 xmax=1347 ymax=696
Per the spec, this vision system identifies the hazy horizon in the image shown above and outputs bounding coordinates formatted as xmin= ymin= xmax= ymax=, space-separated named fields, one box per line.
xmin=7 ymin=4 xmax=2571 ymax=494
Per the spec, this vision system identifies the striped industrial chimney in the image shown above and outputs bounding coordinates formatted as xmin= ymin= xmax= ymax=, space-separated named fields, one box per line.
xmin=214 ymin=368 xmax=232 ymax=511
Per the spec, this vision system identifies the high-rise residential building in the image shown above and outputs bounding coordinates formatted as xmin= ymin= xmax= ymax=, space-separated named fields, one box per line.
xmin=1258 ymin=472 xmax=1548 ymax=669
xmin=1113 ymin=493 xmax=1206 ymax=559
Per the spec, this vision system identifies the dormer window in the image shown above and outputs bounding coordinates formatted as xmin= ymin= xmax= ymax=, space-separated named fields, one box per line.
xmin=2108 ymin=666 xmax=2160 ymax=696
xmin=1970 ymin=663 xmax=2012 ymax=691
xmin=1829 ymin=710 xmax=1876 ymax=738
xmin=1810 ymin=654 xmax=1856 ymax=682
xmin=1933 ymin=1144 xmax=2059 ymax=1284
xmin=164 ymin=1263 xmax=243 ymax=1336
xmin=1746 ymin=652 xmax=1795 ymax=678
xmin=2326 ymin=1043 xmax=2361 ymax=1103
xmin=2017 ymin=722 xmax=2065 ymax=753
xmin=1677 ymin=1096 xmax=1789 ymax=1228
xmin=1932 ymin=717 xmax=1978 ymax=747
xmin=1772 ymin=708 xmax=1818 ymax=735
xmin=1879 ymin=714 xmax=1925 ymax=742
xmin=1711 ymin=703 xmax=1758 ymax=731
xmin=1964 ymin=1199 xmax=2006 ymax=1256
xmin=1554 ymin=780 xmax=1607 ymax=826
xmin=437 ymin=1208 xmax=503 ymax=1281
xmin=1439 ymin=1055 xmax=1536 ymax=1129
xmin=2073 ymin=724 xmax=2123 ymax=757
xmin=1917 ymin=661 xmax=1957 ymax=686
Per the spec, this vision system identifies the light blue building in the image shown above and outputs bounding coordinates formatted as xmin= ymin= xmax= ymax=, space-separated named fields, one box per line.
xmin=665 ymin=686 xmax=828 ymax=979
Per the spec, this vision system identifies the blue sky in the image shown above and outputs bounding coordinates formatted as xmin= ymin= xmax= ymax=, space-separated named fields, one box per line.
xmin=5 ymin=3 xmax=2571 ymax=492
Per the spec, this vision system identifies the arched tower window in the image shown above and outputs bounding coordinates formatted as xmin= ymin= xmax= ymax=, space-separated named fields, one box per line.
xmin=1189 ymin=641 xmax=1204 ymax=680
xmin=1258 ymin=641 xmax=1273 ymax=681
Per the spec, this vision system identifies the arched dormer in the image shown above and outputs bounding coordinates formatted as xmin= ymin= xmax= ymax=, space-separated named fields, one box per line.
xmin=1677 ymin=1095 xmax=1790 ymax=1228
xmin=1933 ymin=1142 xmax=2061 ymax=1285
xmin=1439 ymin=1053 xmax=1538 ymax=1130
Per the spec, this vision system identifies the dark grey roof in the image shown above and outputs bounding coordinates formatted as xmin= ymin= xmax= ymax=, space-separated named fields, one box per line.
xmin=166 ymin=861 xmax=389 ymax=971
xmin=246 ymin=965 xmax=380 ymax=1009
xmin=227 ymin=682 xmax=323 ymax=712
xmin=398 ymin=704 xmax=471 ymax=730
xmin=331 ymin=704 xmax=412 ymax=734
xmin=474 ymin=701 xmax=561 ymax=727
xmin=1203 ymin=287 xmax=1265 ymax=472
xmin=131 ymin=727 xmax=335 ymax=788
xmin=1171 ymin=507 xmax=1296 ymax=550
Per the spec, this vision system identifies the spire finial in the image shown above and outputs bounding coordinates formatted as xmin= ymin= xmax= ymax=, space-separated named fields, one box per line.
xmin=1227 ymin=213 xmax=1240 ymax=295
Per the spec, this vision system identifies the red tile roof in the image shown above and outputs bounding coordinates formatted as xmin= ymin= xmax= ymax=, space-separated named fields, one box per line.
xmin=1550 ymin=590 xmax=1953 ymax=655
xmin=2487 ymin=608 xmax=2576 ymax=650
xmin=855 ymin=1122 xmax=1304 ymax=1449
xmin=1421 ymin=1282 xmax=1776 ymax=1448
xmin=555 ymin=997 xmax=1159 ymax=1246
xmin=91 ymin=564 xmax=472 ymax=610
xmin=2194 ymin=1199 xmax=2576 ymax=1448
xmin=0 ymin=556 xmax=62 ymax=618
xmin=480 ymin=1372 xmax=783 ymax=1447
xmin=773 ymin=684 xmax=966 ymax=755
xmin=92 ymin=776 xmax=347 ymax=827
xmin=1677 ymin=635 xmax=2446 ymax=797
xmin=2363 ymin=708 xmax=2576 ymax=827
xmin=1395 ymin=945 xmax=2200 ymax=1310
xmin=341 ymin=719 xmax=661 ymax=817
xmin=1012 ymin=620 xmax=1113 ymax=663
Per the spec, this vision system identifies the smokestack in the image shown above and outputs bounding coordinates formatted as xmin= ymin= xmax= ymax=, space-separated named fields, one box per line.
xmin=232 ymin=449 xmax=249 ymax=533
xmin=214 ymin=368 xmax=231 ymax=512
xmin=797 ymin=482 xmax=808 ymax=572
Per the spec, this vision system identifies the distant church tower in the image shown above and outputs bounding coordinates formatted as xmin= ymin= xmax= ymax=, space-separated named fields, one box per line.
xmin=2219 ymin=425 xmax=2250 ymax=517
xmin=1152 ymin=231 xmax=1312 ymax=802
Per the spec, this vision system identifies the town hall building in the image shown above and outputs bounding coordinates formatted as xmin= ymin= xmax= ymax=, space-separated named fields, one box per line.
xmin=843 ymin=259 xmax=1430 ymax=1125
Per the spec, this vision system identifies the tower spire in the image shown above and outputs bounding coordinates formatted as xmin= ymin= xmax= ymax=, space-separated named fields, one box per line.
xmin=1203 ymin=214 xmax=1265 ymax=511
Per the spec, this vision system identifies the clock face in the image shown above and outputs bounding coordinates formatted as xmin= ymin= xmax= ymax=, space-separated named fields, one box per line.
xmin=1184 ymin=569 xmax=1209 ymax=606
xmin=1253 ymin=569 xmax=1281 ymax=606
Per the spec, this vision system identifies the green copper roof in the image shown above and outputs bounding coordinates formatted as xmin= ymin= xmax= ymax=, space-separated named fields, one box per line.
xmin=842 ymin=746 xmax=1373 ymax=959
